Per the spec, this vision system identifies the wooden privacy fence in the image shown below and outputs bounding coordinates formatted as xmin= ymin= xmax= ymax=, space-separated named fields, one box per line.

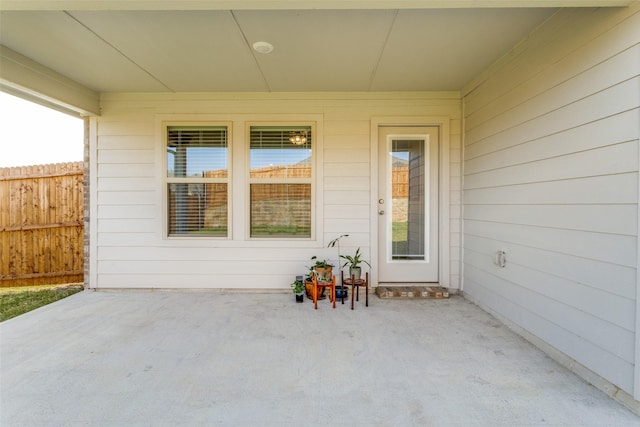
xmin=0 ymin=162 xmax=84 ymax=287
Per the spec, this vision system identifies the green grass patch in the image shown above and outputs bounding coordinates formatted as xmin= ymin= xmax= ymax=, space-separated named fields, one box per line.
xmin=188 ymin=227 xmax=228 ymax=236
xmin=250 ymin=225 xmax=311 ymax=237
xmin=0 ymin=284 xmax=84 ymax=322
xmin=392 ymin=222 xmax=408 ymax=256
xmin=392 ymin=221 xmax=408 ymax=242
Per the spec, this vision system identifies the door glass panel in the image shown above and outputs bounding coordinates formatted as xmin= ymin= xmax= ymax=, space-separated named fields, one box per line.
xmin=390 ymin=138 xmax=425 ymax=261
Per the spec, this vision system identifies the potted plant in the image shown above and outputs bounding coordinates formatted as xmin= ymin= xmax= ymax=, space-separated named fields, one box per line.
xmin=340 ymin=247 xmax=370 ymax=281
xmin=310 ymin=256 xmax=333 ymax=282
xmin=304 ymin=256 xmax=332 ymax=299
xmin=291 ymin=278 xmax=304 ymax=303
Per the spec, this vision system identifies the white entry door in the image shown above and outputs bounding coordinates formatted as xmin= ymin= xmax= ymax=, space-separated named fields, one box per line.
xmin=378 ymin=126 xmax=439 ymax=283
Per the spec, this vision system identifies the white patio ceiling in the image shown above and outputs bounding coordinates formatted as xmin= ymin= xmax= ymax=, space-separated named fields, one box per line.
xmin=0 ymin=1 xmax=634 ymax=114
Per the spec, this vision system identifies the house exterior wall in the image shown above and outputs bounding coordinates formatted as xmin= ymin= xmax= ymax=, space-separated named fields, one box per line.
xmin=462 ymin=4 xmax=640 ymax=401
xmin=90 ymin=93 xmax=462 ymax=291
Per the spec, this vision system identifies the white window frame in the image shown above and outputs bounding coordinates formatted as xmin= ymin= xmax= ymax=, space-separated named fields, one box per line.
xmin=158 ymin=114 xmax=323 ymax=247
xmin=246 ymin=121 xmax=316 ymax=241
xmin=163 ymin=121 xmax=232 ymax=239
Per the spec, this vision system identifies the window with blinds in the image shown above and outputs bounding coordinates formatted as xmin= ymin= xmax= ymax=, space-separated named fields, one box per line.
xmin=249 ymin=126 xmax=312 ymax=238
xmin=166 ymin=125 xmax=229 ymax=237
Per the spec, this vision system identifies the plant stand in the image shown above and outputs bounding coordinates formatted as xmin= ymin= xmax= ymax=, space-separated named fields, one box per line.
xmin=313 ymin=274 xmax=336 ymax=310
xmin=342 ymin=271 xmax=369 ymax=310
xmin=305 ymin=278 xmax=326 ymax=300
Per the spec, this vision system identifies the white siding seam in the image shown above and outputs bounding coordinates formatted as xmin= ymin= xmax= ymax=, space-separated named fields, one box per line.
xmin=464 ymin=171 xmax=638 ymax=192
xmin=461 ymin=2 xmax=640 ymax=403
xmin=465 ymin=202 xmax=636 ymax=206
xmin=464 ymin=138 xmax=638 ymax=176
xmin=463 ymin=171 xmax=637 ymax=188
xmin=463 ymin=214 xmax=637 ymax=236
xmin=463 ymin=205 xmax=636 ymax=235
xmin=462 ymin=270 xmax=635 ymax=365
xmin=464 ymin=246 xmax=636 ymax=326
xmin=462 ymin=211 xmax=638 ymax=237
xmin=461 ymin=8 xmax=576 ymax=99
xmin=464 ymin=234 xmax=635 ymax=299
xmin=465 ymin=41 xmax=640 ymax=133
xmin=463 ymin=228 xmax=636 ymax=269
xmin=463 ymin=174 xmax=638 ymax=206
xmin=465 ymin=107 xmax=639 ymax=162
xmin=465 ymin=107 xmax=640 ymax=163
xmin=463 ymin=285 xmax=640 ymax=415
xmin=465 ymin=77 xmax=640 ymax=149
xmin=463 ymin=5 xmax=640 ymax=108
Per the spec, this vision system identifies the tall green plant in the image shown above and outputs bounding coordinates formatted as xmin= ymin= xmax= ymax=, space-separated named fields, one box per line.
xmin=340 ymin=247 xmax=370 ymax=270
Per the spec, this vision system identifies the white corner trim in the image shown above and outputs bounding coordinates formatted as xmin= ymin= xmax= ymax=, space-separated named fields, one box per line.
xmin=635 ymin=105 xmax=640 ymax=401
xmin=88 ymin=117 xmax=99 ymax=289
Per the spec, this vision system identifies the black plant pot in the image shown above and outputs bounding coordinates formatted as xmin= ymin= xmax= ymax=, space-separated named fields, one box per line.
xmin=295 ymin=293 xmax=304 ymax=303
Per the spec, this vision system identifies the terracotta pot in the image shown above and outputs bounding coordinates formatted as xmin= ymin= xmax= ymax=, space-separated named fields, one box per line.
xmin=305 ymin=278 xmax=326 ymax=300
xmin=314 ymin=266 xmax=333 ymax=283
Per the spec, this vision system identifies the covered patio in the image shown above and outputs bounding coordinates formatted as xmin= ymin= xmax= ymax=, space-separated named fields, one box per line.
xmin=1 ymin=290 xmax=637 ymax=426
xmin=2 ymin=0 xmax=640 ymax=418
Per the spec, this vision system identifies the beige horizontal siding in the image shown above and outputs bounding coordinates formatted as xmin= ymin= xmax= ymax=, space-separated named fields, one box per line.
xmin=462 ymin=5 xmax=640 ymax=397
xmin=93 ymin=92 xmax=462 ymax=293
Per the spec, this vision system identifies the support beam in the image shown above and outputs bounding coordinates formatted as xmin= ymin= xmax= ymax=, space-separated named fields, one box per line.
xmin=0 ymin=45 xmax=100 ymax=117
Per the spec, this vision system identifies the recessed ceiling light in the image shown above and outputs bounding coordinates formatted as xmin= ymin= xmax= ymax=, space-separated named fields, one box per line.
xmin=252 ymin=41 xmax=274 ymax=54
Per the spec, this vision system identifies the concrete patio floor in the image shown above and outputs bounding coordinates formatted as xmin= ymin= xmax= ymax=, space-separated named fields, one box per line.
xmin=1 ymin=290 xmax=638 ymax=426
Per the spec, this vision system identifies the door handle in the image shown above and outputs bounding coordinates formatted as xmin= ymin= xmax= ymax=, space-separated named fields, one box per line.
xmin=379 ymin=210 xmax=385 ymax=215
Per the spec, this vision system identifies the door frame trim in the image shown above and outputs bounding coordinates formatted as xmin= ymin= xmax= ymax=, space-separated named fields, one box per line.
xmin=370 ymin=116 xmax=450 ymax=287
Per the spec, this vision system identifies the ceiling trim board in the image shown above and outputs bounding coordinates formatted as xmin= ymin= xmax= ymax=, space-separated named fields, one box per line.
xmin=0 ymin=0 xmax=635 ymax=11
xmin=0 ymin=45 xmax=100 ymax=116
xmin=98 ymin=91 xmax=462 ymax=103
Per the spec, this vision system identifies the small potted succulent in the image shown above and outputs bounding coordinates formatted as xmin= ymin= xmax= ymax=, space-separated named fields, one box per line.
xmin=340 ymin=247 xmax=370 ymax=281
xmin=291 ymin=278 xmax=305 ymax=303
